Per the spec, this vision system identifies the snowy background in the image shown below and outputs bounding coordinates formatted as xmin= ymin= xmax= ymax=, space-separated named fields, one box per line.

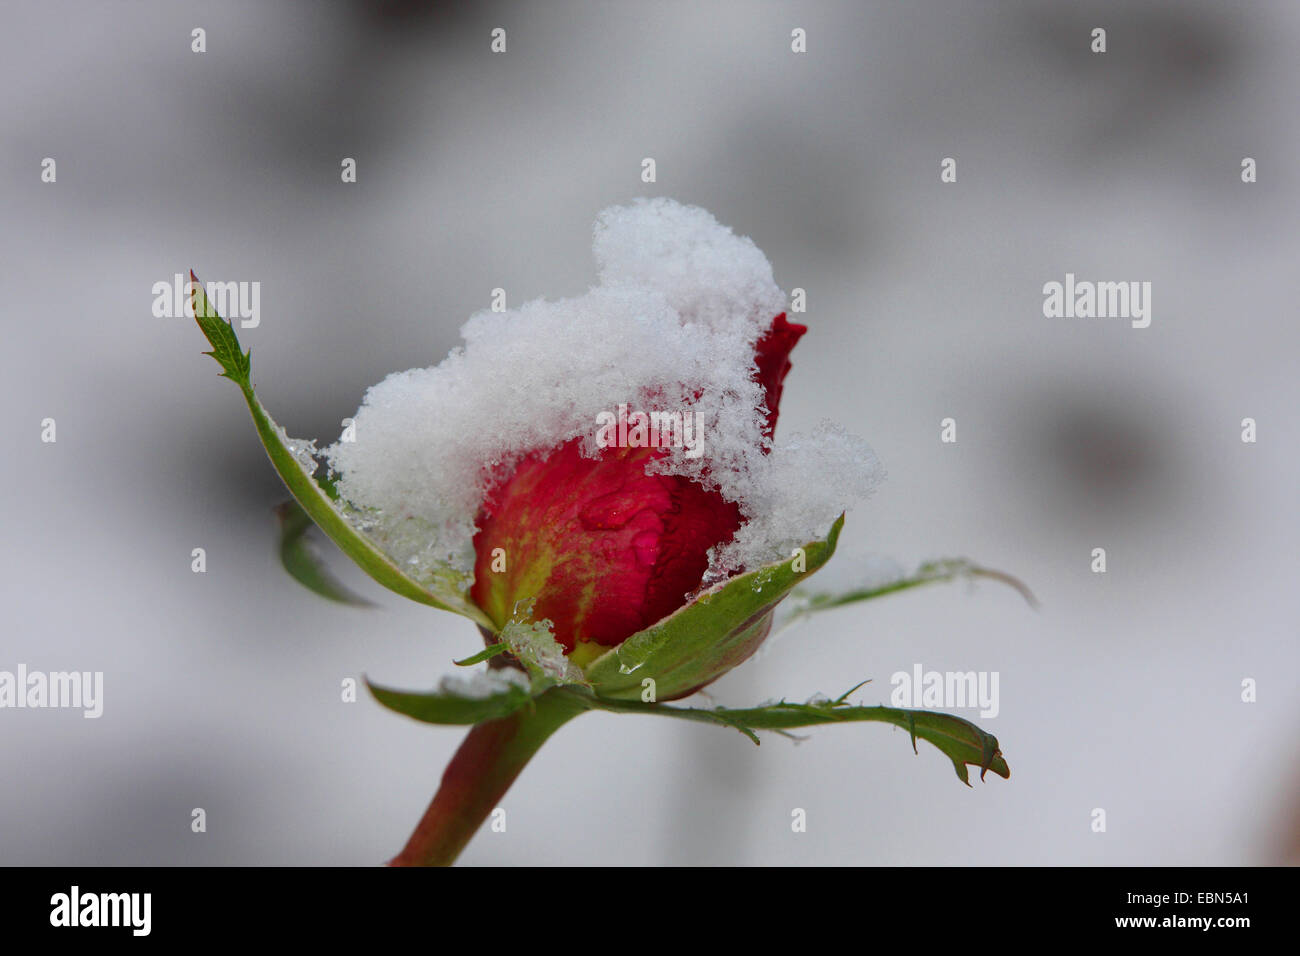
xmin=2 ymin=0 xmax=1297 ymax=865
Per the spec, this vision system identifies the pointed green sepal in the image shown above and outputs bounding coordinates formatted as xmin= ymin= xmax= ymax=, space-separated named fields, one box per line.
xmin=190 ymin=274 xmax=492 ymax=628
xmin=366 ymin=674 xmax=533 ymax=725
xmin=274 ymin=499 xmax=374 ymax=607
xmin=453 ymin=644 xmax=511 ymax=667
xmin=554 ymin=683 xmax=1010 ymax=785
xmin=790 ymin=557 xmax=1037 ymax=615
xmin=582 ymin=515 xmax=845 ymax=700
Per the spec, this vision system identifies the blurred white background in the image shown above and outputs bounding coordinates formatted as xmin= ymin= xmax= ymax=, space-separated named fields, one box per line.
xmin=1 ymin=0 xmax=1297 ymax=865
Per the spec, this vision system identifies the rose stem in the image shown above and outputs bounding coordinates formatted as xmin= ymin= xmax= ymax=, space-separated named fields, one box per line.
xmin=388 ymin=689 xmax=587 ymax=866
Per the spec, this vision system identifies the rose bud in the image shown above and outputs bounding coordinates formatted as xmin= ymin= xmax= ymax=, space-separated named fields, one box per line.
xmin=325 ymin=199 xmax=879 ymax=676
xmin=468 ymin=312 xmax=806 ymax=669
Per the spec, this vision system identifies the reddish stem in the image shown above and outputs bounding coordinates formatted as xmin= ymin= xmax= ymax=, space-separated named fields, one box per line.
xmin=388 ymin=690 xmax=585 ymax=866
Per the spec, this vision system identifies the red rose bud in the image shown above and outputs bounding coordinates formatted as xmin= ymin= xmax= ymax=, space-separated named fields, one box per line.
xmin=470 ymin=313 xmax=805 ymax=661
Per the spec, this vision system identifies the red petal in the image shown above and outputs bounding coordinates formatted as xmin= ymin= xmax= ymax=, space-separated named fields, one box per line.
xmin=753 ymin=312 xmax=806 ymax=441
xmin=471 ymin=440 xmax=742 ymax=651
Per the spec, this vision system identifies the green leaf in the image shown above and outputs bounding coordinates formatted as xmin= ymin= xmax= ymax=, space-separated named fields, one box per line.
xmin=554 ymin=684 xmax=1010 ymax=785
xmin=582 ymin=516 xmax=845 ymax=701
xmin=367 ymin=674 xmax=534 ymax=725
xmin=190 ymin=274 xmax=492 ymax=629
xmin=790 ymin=558 xmax=1038 ymax=615
xmin=453 ymin=644 xmax=510 ymax=667
xmin=274 ymin=499 xmax=374 ymax=606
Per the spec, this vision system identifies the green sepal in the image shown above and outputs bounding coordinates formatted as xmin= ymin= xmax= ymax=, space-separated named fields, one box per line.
xmin=582 ymin=515 xmax=845 ymax=700
xmin=366 ymin=675 xmax=533 ymax=725
xmin=453 ymin=644 xmax=510 ymax=667
xmin=274 ymin=499 xmax=374 ymax=606
xmin=790 ymin=558 xmax=1037 ymax=615
xmin=190 ymin=273 xmax=492 ymax=628
xmin=554 ymin=683 xmax=1010 ymax=785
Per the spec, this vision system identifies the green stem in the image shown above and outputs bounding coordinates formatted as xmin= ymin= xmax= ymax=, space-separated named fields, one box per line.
xmin=388 ymin=689 xmax=586 ymax=866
